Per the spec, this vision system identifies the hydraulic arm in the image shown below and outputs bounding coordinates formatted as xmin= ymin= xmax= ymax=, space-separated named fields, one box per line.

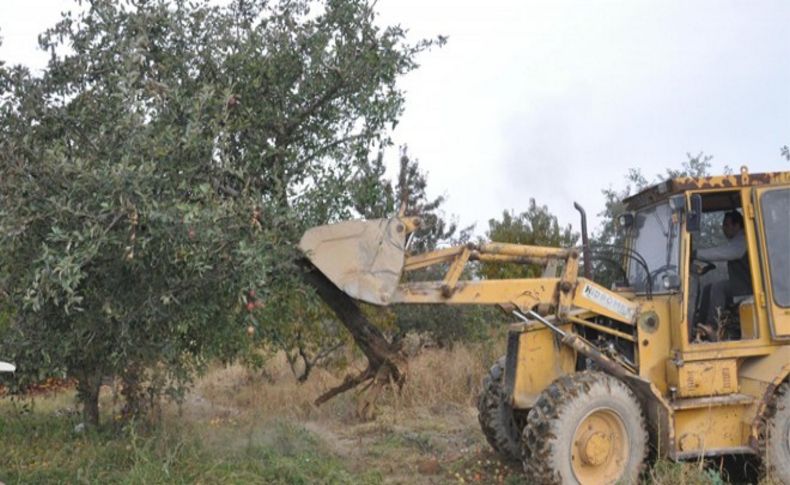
xmin=300 ymin=215 xmax=640 ymax=375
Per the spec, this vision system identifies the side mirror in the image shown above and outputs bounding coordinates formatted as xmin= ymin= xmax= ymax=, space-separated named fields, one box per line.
xmin=617 ymin=213 xmax=634 ymax=229
xmin=686 ymin=194 xmax=702 ymax=233
xmin=669 ymin=194 xmax=685 ymax=213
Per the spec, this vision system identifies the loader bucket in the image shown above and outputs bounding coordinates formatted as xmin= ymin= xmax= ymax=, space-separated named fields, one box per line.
xmin=299 ymin=217 xmax=408 ymax=305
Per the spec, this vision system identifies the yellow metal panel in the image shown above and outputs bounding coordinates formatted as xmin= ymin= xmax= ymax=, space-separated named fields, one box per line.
xmin=667 ymin=359 xmax=738 ymax=398
xmin=440 ymin=247 xmax=470 ymax=297
xmin=403 ymin=246 xmax=463 ymax=271
xmin=635 ymin=297 xmax=675 ymax=395
xmin=478 ymin=242 xmax=570 ymax=259
xmin=392 ymin=277 xmax=559 ymax=308
xmin=674 ymin=405 xmax=748 ymax=453
xmin=473 ymin=254 xmax=549 ymax=266
xmin=511 ymin=326 xmax=576 ymax=409
xmin=624 ymin=169 xmax=790 ymax=210
xmin=557 ymin=252 xmax=579 ymax=318
xmin=676 ymin=227 xmax=693 ymax=347
xmin=681 ymin=345 xmax=775 ymax=361
xmin=739 ymin=301 xmax=758 ymax=339
xmin=571 ymin=279 xmax=639 ymax=324
xmin=739 ymin=346 xmax=790 ymax=386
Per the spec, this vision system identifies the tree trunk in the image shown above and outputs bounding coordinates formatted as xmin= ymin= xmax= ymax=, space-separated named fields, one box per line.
xmin=76 ymin=373 xmax=102 ymax=428
xmin=120 ymin=362 xmax=147 ymax=422
xmin=299 ymin=258 xmax=406 ymax=414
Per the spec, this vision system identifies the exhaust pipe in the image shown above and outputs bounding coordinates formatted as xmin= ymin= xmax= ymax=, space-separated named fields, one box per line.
xmin=573 ymin=202 xmax=592 ymax=280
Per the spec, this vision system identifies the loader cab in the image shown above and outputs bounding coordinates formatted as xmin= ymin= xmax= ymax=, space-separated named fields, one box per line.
xmin=682 ymin=183 xmax=790 ymax=349
xmin=606 ymin=169 xmax=790 ymax=477
xmin=622 ymin=168 xmax=790 ymax=355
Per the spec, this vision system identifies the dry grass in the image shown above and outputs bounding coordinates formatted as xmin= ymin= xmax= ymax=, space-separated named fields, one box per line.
xmin=0 ymin=342 xmax=768 ymax=483
xmin=180 ymin=342 xmax=514 ymax=483
xmin=185 ymin=343 xmax=761 ymax=484
xmin=398 ymin=344 xmax=495 ymax=409
xmin=191 ymin=355 xmax=346 ymax=420
xmin=193 ymin=339 xmax=502 ymax=421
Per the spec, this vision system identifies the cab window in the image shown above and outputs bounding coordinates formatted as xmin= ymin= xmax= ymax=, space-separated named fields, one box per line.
xmin=627 ymin=202 xmax=680 ymax=294
xmin=760 ymin=188 xmax=790 ymax=307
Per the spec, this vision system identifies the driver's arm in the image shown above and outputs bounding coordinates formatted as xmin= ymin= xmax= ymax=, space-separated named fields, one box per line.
xmin=696 ymin=234 xmax=746 ymax=262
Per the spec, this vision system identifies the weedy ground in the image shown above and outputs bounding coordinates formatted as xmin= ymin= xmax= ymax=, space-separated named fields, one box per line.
xmin=0 ymin=343 xmax=766 ymax=484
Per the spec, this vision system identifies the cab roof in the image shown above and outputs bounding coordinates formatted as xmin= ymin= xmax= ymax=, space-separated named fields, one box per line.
xmin=622 ymin=167 xmax=790 ymax=211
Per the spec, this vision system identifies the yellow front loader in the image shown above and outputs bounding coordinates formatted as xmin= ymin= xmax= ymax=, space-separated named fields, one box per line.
xmin=300 ymin=167 xmax=790 ymax=485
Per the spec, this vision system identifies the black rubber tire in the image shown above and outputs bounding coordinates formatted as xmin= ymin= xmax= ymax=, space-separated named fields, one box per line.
xmin=477 ymin=356 xmax=522 ymax=461
xmin=763 ymin=382 xmax=790 ymax=484
xmin=522 ymin=371 xmax=648 ymax=485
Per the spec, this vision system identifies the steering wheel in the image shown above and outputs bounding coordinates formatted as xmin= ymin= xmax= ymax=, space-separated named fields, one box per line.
xmin=689 ymin=238 xmax=716 ymax=276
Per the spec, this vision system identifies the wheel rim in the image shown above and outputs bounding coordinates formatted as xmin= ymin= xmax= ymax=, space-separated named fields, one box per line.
xmin=571 ymin=408 xmax=629 ymax=484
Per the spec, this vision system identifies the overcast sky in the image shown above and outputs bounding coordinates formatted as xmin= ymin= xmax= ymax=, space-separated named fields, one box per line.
xmin=2 ymin=1 xmax=789 ymax=234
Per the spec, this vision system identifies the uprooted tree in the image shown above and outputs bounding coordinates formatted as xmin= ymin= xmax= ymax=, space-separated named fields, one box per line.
xmin=297 ymin=148 xmax=492 ymax=417
xmin=0 ymin=0 xmax=440 ymax=427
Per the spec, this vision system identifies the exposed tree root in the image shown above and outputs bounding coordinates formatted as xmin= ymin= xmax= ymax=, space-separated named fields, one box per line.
xmin=314 ymin=365 xmax=375 ymax=407
xmin=299 ymin=258 xmax=406 ymax=417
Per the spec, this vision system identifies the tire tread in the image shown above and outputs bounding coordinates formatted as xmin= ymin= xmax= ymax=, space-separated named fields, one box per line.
xmin=522 ymin=371 xmax=647 ymax=485
xmin=477 ymin=357 xmax=522 ymax=461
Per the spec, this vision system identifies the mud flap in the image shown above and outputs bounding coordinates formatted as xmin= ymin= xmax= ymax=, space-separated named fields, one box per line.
xmin=622 ymin=374 xmax=674 ymax=458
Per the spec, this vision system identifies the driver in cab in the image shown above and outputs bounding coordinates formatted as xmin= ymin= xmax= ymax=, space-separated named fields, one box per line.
xmin=695 ymin=211 xmax=752 ymax=340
